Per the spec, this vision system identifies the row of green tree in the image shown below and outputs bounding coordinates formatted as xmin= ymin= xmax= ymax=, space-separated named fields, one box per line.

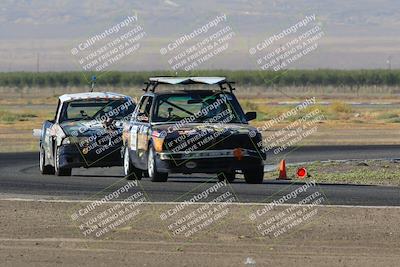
xmin=0 ymin=70 xmax=399 ymax=87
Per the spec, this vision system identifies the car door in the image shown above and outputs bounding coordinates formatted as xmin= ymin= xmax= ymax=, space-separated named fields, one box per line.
xmin=129 ymin=95 xmax=153 ymax=168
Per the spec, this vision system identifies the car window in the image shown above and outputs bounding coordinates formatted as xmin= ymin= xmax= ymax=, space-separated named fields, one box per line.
xmin=59 ymin=99 xmax=134 ymax=122
xmin=157 ymin=96 xmax=201 ymax=119
xmin=136 ymin=96 xmax=153 ymax=122
xmin=152 ymin=92 xmax=246 ymax=123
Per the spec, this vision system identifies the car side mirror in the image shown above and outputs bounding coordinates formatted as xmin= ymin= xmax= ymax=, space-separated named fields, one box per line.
xmin=245 ymin=112 xmax=257 ymax=121
xmin=32 ymin=128 xmax=42 ymax=138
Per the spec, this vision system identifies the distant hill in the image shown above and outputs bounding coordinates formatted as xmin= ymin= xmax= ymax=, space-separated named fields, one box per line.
xmin=0 ymin=0 xmax=399 ymax=71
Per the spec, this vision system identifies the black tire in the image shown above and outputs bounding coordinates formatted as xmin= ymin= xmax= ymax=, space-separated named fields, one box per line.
xmin=217 ymin=171 xmax=235 ymax=183
xmin=147 ymin=144 xmax=168 ymax=182
xmin=54 ymin=146 xmax=72 ymax=176
xmin=39 ymin=145 xmax=54 ymax=175
xmin=243 ymin=165 xmax=264 ymax=184
xmin=123 ymin=147 xmax=142 ymax=180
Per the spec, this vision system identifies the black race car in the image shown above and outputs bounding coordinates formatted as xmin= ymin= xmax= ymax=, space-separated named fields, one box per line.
xmin=122 ymin=77 xmax=266 ymax=183
xmin=38 ymin=92 xmax=135 ymax=176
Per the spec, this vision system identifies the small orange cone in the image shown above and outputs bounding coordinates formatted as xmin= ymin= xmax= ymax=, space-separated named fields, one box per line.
xmin=277 ymin=159 xmax=291 ymax=180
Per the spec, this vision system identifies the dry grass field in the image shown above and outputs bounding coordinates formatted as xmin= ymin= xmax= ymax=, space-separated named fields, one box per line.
xmin=1 ymin=86 xmax=400 ymax=152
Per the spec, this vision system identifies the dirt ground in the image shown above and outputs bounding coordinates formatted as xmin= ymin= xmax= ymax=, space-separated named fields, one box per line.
xmin=0 ymin=200 xmax=399 ymax=267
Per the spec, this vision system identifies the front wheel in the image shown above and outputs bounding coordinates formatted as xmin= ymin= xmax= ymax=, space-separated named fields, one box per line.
xmin=147 ymin=145 xmax=168 ymax=182
xmin=124 ymin=147 xmax=142 ymax=180
xmin=39 ymin=145 xmax=54 ymax=175
xmin=243 ymin=165 xmax=264 ymax=184
xmin=54 ymin=146 xmax=71 ymax=176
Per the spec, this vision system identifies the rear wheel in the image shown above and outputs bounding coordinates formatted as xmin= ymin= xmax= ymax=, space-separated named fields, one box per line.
xmin=124 ymin=147 xmax=142 ymax=180
xmin=39 ymin=145 xmax=54 ymax=175
xmin=148 ymin=145 xmax=168 ymax=182
xmin=54 ymin=146 xmax=71 ymax=176
xmin=217 ymin=171 xmax=235 ymax=183
xmin=243 ymin=165 xmax=264 ymax=184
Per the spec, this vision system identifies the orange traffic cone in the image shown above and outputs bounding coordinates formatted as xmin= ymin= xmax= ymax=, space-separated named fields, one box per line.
xmin=277 ymin=159 xmax=291 ymax=180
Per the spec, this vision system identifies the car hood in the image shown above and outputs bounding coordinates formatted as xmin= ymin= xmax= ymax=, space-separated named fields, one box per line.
xmin=153 ymin=123 xmax=262 ymax=152
xmin=153 ymin=123 xmax=256 ymax=135
xmin=60 ymin=120 xmax=123 ymax=136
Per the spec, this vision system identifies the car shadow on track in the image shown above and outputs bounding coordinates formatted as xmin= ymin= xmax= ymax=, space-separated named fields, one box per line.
xmin=71 ymin=175 xmax=123 ymax=178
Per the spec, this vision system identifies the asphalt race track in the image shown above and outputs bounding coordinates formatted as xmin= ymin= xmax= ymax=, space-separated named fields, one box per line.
xmin=0 ymin=145 xmax=399 ymax=206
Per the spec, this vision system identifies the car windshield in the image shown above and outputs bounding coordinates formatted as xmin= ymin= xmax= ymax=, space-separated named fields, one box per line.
xmin=60 ymin=98 xmax=134 ymax=122
xmin=152 ymin=92 xmax=246 ymax=123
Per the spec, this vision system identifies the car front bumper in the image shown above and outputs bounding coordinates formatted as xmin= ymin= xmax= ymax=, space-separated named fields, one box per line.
xmin=155 ymin=149 xmax=265 ymax=174
xmin=58 ymin=144 xmax=122 ymax=168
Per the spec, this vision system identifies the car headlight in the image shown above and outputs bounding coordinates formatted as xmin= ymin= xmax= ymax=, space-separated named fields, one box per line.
xmin=153 ymin=137 xmax=164 ymax=152
xmin=62 ymin=136 xmax=89 ymax=145
xmin=62 ymin=137 xmax=73 ymax=145
xmin=151 ymin=131 xmax=165 ymax=152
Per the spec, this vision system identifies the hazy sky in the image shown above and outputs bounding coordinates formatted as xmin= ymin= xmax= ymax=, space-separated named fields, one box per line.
xmin=0 ymin=0 xmax=399 ymax=71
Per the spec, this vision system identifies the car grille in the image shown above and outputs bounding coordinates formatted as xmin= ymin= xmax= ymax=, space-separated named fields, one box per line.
xmin=164 ymin=133 xmax=258 ymax=153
